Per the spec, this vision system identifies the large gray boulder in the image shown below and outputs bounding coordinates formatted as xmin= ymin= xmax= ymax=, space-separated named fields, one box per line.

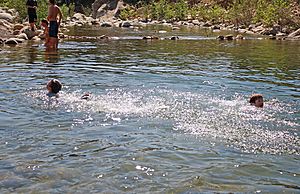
xmin=0 ymin=13 xmax=14 ymax=23
xmin=92 ymin=0 xmax=124 ymax=20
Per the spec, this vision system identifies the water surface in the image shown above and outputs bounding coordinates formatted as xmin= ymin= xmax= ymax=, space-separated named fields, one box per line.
xmin=0 ymin=25 xmax=299 ymax=193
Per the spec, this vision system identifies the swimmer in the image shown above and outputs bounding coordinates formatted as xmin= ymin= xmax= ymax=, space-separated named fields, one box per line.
xmin=46 ymin=79 xmax=62 ymax=97
xmin=249 ymin=94 xmax=264 ymax=108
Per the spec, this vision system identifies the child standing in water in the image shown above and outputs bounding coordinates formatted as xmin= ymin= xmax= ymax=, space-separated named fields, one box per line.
xmin=249 ymin=94 xmax=264 ymax=108
xmin=41 ymin=19 xmax=50 ymax=47
xmin=26 ymin=0 xmax=38 ymax=31
xmin=47 ymin=79 xmax=62 ymax=97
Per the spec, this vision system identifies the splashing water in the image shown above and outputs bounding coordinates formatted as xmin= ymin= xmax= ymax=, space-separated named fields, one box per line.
xmin=25 ymin=87 xmax=299 ymax=155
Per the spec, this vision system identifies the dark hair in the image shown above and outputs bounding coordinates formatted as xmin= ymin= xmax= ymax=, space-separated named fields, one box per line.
xmin=249 ymin=94 xmax=263 ymax=104
xmin=49 ymin=0 xmax=56 ymax=4
xmin=49 ymin=79 xmax=62 ymax=94
xmin=41 ymin=19 xmax=48 ymax=25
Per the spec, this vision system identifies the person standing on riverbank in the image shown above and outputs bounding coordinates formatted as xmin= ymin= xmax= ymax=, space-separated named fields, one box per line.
xmin=47 ymin=0 xmax=63 ymax=50
xmin=26 ymin=0 xmax=38 ymax=31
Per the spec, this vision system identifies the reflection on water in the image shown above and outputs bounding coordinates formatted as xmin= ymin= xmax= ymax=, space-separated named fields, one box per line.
xmin=0 ymin=26 xmax=299 ymax=193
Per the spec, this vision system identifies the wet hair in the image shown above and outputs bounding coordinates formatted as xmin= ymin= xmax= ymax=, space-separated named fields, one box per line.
xmin=249 ymin=94 xmax=263 ymax=104
xmin=49 ymin=79 xmax=62 ymax=94
xmin=49 ymin=0 xmax=56 ymax=4
xmin=41 ymin=19 xmax=48 ymax=25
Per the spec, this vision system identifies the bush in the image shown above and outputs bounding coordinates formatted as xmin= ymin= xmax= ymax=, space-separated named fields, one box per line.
xmin=0 ymin=0 xmax=71 ymax=24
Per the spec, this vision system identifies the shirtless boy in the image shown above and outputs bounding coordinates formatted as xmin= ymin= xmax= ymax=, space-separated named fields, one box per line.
xmin=47 ymin=0 xmax=63 ymax=49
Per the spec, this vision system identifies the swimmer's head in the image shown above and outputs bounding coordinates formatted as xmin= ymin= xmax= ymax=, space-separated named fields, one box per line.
xmin=47 ymin=79 xmax=62 ymax=94
xmin=249 ymin=94 xmax=264 ymax=108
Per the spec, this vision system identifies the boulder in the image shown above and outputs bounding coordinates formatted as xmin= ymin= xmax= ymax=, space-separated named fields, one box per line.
xmin=119 ymin=21 xmax=132 ymax=28
xmin=216 ymin=35 xmax=224 ymax=40
xmin=203 ymin=21 xmax=212 ymax=27
xmin=236 ymin=34 xmax=244 ymax=39
xmin=21 ymin=27 xmax=36 ymax=40
xmin=72 ymin=13 xmax=86 ymax=21
xmin=0 ymin=13 xmax=14 ymax=22
xmin=170 ymin=36 xmax=179 ymax=40
xmin=0 ymin=19 xmax=13 ymax=30
xmin=100 ymin=22 xmax=113 ymax=27
xmin=13 ymin=30 xmax=20 ymax=35
xmin=225 ymin=34 xmax=234 ymax=40
xmin=287 ymin=28 xmax=300 ymax=38
xmin=13 ymin=23 xmax=24 ymax=31
xmin=5 ymin=38 xmax=18 ymax=45
xmin=16 ymin=33 xmax=28 ymax=40
xmin=192 ymin=19 xmax=200 ymax=26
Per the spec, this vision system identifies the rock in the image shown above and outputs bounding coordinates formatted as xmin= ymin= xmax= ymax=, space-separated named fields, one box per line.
xmin=236 ymin=34 xmax=244 ymax=39
xmin=287 ymin=28 xmax=300 ymax=38
xmin=172 ymin=26 xmax=180 ymax=30
xmin=58 ymin=33 xmax=65 ymax=39
xmin=16 ymin=33 xmax=28 ymax=40
xmin=192 ymin=20 xmax=200 ymax=26
xmin=211 ymin=25 xmax=220 ymax=30
xmin=270 ymin=24 xmax=281 ymax=36
xmin=269 ymin=35 xmax=276 ymax=40
xmin=158 ymin=30 xmax=167 ymax=33
xmin=0 ymin=19 xmax=13 ymax=30
xmin=13 ymin=23 xmax=24 ymax=31
xmin=22 ymin=28 xmax=36 ymax=40
xmin=7 ymin=9 xmax=18 ymax=17
xmin=91 ymin=20 xmax=100 ymax=25
xmin=203 ymin=22 xmax=212 ymax=27
xmin=98 ymin=35 xmax=109 ymax=39
xmin=0 ymin=38 xmax=4 ymax=44
xmin=72 ymin=13 xmax=86 ymax=21
xmin=13 ymin=30 xmax=20 ymax=35
xmin=100 ymin=22 xmax=113 ymax=27
xmin=238 ymin=29 xmax=247 ymax=34
xmin=119 ymin=21 xmax=132 ymax=28
xmin=31 ymin=36 xmax=40 ymax=41
xmin=170 ymin=36 xmax=179 ymax=40
xmin=0 ymin=13 xmax=14 ymax=22
xmin=217 ymin=35 xmax=224 ymax=40
xmin=252 ymin=25 xmax=265 ymax=33
xmin=143 ymin=36 xmax=152 ymax=40
xmin=225 ymin=34 xmax=234 ymax=40
xmin=5 ymin=38 xmax=18 ymax=45
xmin=276 ymin=32 xmax=286 ymax=38
xmin=142 ymin=36 xmax=159 ymax=40
xmin=14 ymin=38 xmax=25 ymax=43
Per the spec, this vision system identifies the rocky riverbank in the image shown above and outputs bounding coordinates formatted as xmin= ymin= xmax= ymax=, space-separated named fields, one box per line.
xmin=1 ymin=6 xmax=300 ymax=46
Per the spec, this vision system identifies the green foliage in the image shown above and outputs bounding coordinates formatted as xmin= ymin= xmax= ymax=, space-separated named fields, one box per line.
xmin=173 ymin=0 xmax=188 ymax=21
xmin=0 ymin=0 xmax=27 ymax=21
xmin=119 ymin=6 xmax=138 ymax=20
xmin=228 ymin=0 xmax=256 ymax=26
xmin=0 ymin=0 xmax=71 ymax=24
xmin=255 ymin=0 xmax=291 ymax=26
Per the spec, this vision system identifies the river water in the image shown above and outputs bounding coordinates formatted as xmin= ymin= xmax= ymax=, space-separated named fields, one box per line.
xmin=0 ymin=25 xmax=299 ymax=193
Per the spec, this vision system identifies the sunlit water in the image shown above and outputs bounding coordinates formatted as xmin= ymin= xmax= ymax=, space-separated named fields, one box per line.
xmin=0 ymin=25 xmax=299 ymax=193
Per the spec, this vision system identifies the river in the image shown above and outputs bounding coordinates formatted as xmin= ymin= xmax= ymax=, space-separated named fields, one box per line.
xmin=0 ymin=25 xmax=299 ymax=193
